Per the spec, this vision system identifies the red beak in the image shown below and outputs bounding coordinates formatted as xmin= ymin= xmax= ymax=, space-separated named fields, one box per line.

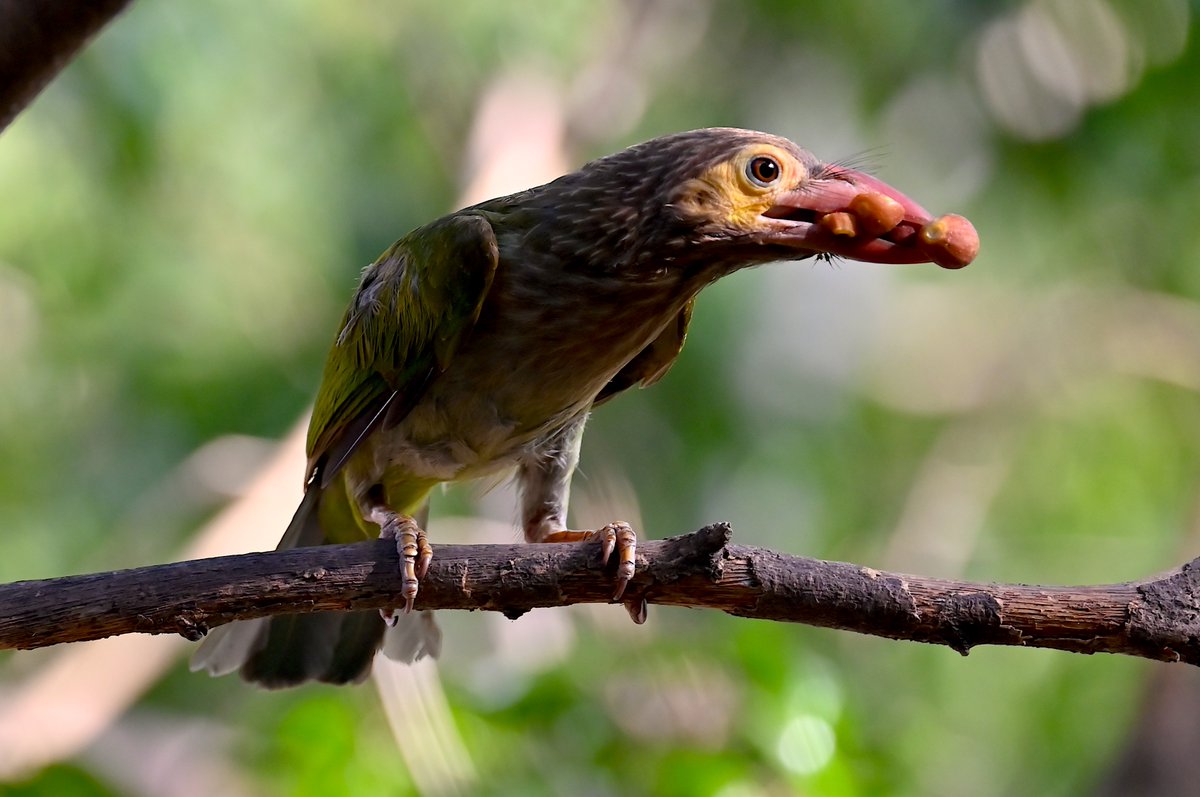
xmin=760 ymin=166 xmax=978 ymax=269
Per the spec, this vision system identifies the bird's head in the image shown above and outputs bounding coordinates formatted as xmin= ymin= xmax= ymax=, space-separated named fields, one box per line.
xmin=528 ymin=128 xmax=976 ymax=279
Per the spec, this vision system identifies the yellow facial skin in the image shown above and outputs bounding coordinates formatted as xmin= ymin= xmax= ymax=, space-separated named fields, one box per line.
xmin=670 ymin=144 xmax=808 ymax=229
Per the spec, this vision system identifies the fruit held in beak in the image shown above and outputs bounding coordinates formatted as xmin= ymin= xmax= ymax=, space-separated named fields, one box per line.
xmin=819 ymin=211 xmax=857 ymax=237
xmin=848 ymin=192 xmax=905 ymax=239
xmin=807 ymin=192 xmax=979 ymax=270
xmin=917 ymin=214 xmax=978 ymax=269
xmin=765 ymin=171 xmax=979 ymax=270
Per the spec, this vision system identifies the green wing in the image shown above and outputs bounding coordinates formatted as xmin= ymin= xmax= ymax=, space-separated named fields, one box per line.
xmin=594 ymin=298 xmax=694 ymax=406
xmin=305 ymin=213 xmax=500 ymax=486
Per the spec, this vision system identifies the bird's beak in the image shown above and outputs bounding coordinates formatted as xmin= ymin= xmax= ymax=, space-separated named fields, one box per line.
xmin=759 ymin=167 xmax=977 ymax=269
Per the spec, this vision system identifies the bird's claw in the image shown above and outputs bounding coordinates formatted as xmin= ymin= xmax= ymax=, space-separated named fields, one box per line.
xmin=541 ymin=521 xmax=638 ymax=605
xmin=624 ymin=596 xmax=648 ymax=625
xmin=376 ymin=513 xmax=433 ymax=616
xmin=597 ymin=522 xmax=637 ymax=601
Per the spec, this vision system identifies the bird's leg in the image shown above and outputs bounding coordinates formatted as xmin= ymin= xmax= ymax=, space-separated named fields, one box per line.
xmin=518 ymin=419 xmax=646 ymax=623
xmin=369 ymin=504 xmax=433 ymax=617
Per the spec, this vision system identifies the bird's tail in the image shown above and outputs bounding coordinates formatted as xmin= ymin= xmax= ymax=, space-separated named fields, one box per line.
xmin=189 ymin=487 xmax=440 ymax=688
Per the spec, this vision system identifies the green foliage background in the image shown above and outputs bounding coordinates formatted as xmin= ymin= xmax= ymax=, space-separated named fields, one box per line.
xmin=2 ymin=1 xmax=1199 ymax=795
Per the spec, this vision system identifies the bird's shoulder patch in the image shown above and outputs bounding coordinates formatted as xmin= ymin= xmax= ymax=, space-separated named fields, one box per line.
xmin=304 ymin=213 xmax=500 ymax=484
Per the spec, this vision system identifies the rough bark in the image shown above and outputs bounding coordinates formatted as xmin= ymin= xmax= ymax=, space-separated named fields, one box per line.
xmin=1 ymin=523 xmax=1198 ymax=665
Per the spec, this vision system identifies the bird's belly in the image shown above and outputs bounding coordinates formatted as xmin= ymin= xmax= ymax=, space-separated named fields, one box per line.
xmin=349 ymin=276 xmax=685 ymax=491
xmin=356 ymin=381 xmax=590 ymax=487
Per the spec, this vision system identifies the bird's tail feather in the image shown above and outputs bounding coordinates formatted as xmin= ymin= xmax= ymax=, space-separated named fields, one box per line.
xmin=190 ymin=485 xmax=384 ymax=686
xmin=190 ymin=487 xmax=441 ymax=687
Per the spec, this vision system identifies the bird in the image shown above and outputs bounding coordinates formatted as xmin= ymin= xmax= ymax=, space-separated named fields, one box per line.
xmin=190 ymin=127 xmax=977 ymax=688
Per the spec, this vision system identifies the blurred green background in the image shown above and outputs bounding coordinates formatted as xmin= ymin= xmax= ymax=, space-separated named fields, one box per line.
xmin=3 ymin=0 xmax=1200 ymax=795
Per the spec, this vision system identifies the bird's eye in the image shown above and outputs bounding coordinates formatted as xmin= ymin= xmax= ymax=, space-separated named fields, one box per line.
xmin=747 ymin=156 xmax=781 ymax=186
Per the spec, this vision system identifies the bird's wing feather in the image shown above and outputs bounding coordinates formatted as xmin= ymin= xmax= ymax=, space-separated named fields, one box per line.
xmin=306 ymin=213 xmax=500 ymax=486
xmin=594 ymin=298 xmax=694 ymax=405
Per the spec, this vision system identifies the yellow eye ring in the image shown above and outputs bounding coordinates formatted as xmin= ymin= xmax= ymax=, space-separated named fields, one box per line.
xmin=746 ymin=155 xmax=781 ymax=186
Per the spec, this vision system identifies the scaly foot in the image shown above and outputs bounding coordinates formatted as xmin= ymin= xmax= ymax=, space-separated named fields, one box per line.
xmin=541 ymin=522 xmax=646 ymax=623
xmin=371 ymin=509 xmax=433 ymax=617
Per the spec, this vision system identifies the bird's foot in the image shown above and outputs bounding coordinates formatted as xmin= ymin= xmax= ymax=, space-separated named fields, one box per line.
xmin=541 ymin=522 xmax=646 ymax=624
xmin=373 ymin=511 xmax=432 ymax=618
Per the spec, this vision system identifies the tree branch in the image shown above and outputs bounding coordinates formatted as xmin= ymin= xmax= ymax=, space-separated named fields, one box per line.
xmin=0 ymin=0 xmax=133 ymax=133
xmin=1 ymin=523 xmax=1197 ymax=665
